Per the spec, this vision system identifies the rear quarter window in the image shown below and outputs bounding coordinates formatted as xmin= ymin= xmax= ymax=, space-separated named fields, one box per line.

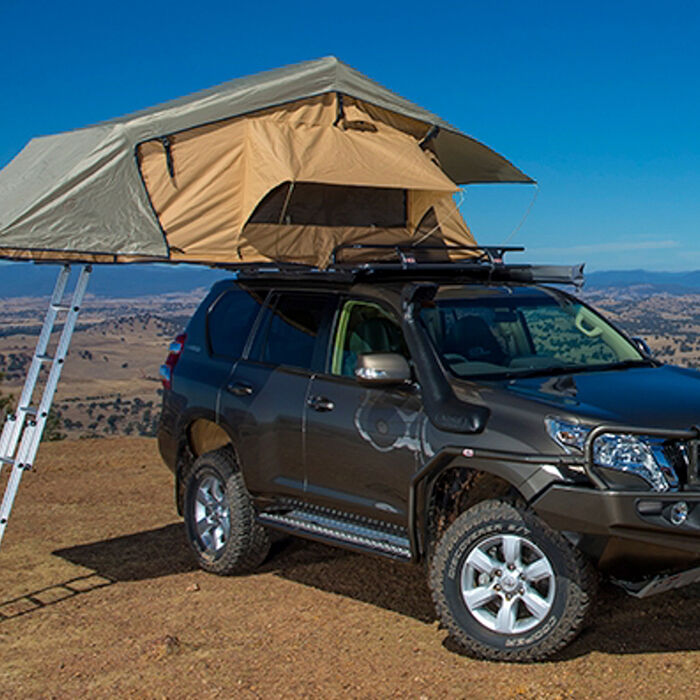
xmin=207 ymin=288 xmax=266 ymax=358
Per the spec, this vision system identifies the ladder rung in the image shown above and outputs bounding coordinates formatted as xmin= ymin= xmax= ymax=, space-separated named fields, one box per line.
xmin=0 ymin=263 xmax=92 ymax=555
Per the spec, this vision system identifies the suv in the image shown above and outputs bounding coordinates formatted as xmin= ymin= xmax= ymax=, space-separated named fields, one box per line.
xmin=157 ymin=251 xmax=700 ymax=662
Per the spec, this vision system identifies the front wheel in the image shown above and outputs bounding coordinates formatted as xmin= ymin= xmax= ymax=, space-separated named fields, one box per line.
xmin=430 ymin=500 xmax=596 ymax=662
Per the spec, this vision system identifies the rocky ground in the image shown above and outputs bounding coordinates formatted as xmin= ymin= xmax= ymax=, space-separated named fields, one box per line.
xmin=2 ymin=438 xmax=700 ymax=698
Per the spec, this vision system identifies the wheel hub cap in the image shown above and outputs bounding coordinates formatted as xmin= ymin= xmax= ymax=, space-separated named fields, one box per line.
xmin=193 ymin=474 xmax=231 ymax=555
xmin=460 ymin=534 xmax=556 ymax=635
xmin=501 ymin=573 xmax=518 ymax=591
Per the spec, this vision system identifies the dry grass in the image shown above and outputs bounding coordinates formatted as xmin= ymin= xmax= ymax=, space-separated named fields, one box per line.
xmin=1 ymin=438 xmax=700 ymax=698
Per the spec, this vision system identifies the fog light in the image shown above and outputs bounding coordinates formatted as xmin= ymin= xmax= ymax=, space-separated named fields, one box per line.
xmin=670 ymin=501 xmax=689 ymax=526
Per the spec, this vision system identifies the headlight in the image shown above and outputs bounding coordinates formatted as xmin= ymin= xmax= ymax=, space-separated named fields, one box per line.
xmin=593 ymin=434 xmax=676 ymax=492
xmin=545 ymin=417 xmax=678 ymax=492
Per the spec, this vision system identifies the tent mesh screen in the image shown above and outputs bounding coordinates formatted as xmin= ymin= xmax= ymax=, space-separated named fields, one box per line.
xmin=247 ymin=182 xmax=407 ymax=228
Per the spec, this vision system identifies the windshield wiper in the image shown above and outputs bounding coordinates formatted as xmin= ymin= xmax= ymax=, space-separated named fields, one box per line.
xmin=590 ymin=358 xmax=658 ymax=372
xmin=476 ymin=358 xmax=658 ymax=381
xmin=499 ymin=365 xmax=591 ymax=380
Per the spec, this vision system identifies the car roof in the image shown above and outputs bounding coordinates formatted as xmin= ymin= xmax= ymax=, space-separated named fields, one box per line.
xmin=218 ymin=277 xmax=565 ymax=308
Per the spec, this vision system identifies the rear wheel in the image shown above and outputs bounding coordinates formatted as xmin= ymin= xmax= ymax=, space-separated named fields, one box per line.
xmin=430 ymin=499 xmax=596 ymax=662
xmin=183 ymin=447 xmax=270 ymax=575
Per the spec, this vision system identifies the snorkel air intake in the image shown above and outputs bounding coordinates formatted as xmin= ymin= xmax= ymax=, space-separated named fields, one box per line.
xmin=401 ymin=283 xmax=490 ymax=434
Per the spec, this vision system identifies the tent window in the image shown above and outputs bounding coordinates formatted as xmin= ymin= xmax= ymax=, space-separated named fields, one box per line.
xmin=248 ymin=182 xmax=407 ymax=228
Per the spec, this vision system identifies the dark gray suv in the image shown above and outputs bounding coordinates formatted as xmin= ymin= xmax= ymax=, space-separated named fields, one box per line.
xmin=157 ymin=251 xmax=700 ymax=661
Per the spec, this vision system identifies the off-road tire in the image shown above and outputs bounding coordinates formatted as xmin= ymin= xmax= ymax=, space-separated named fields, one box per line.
xmin=430 ymin=499 xmax=596 ymax=662
xmin=183 ymin=447 xmax=270 ymax=575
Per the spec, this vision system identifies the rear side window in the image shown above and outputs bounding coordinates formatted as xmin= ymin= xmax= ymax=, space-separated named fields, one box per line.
xmin=250 ymin=293 xmax=334 ymax=371
xmin=208 ymin=288 xmax=266 ymax=359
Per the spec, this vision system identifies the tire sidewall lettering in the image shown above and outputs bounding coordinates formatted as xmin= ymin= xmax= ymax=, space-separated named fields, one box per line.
xmin=438 ymin=509 xmax=574 ymax=655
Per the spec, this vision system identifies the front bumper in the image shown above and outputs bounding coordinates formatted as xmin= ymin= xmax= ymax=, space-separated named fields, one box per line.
xmin=532 ymin=484 xmax=700 ymax=555
xmin=533 ymin=422 xmax=700 ymax=557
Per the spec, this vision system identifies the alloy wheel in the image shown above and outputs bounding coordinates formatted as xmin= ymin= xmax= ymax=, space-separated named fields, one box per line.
xmin=460 ymin=534 xmax=556 ymax=635
xmin=193 ymin=473 xmax=231 ymax=555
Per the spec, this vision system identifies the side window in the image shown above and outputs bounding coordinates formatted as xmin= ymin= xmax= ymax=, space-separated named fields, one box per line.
xmin=250 ymin=293 xmax=332 ymax=371
xmin=208 ymin=288 xmax=266 ymax=359
xmin=331 ymin=300 xmax=408 ymax=377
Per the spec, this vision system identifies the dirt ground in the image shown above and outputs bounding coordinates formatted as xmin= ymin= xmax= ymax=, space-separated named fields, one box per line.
xmin=2 ymin=438 xmax=700 ymax=698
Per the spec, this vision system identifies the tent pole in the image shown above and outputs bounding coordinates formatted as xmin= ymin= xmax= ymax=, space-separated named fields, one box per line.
xmin=278 ymin=181 xmax=295 ymax=224
xmin=0 ymin=264 xmax=92 ymax=551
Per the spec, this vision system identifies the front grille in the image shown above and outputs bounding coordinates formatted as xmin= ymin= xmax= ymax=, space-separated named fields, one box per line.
xmin=664 ymin=440 xmax=699 ymax=487
xmin=688 ymin=439 xmax=700 ymax=486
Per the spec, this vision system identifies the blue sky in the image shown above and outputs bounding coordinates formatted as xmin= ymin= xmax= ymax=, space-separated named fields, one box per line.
xmin=1 ymin=1 xmax=699 ymax=271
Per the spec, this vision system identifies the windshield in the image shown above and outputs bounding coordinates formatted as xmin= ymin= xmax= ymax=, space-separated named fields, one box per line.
xmin=419 ymin=288 xmax=644 ymax=379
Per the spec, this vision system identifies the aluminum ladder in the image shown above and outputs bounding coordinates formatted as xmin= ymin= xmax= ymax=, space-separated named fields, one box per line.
xmin=0 ymin=264 xmax=92 ymax=550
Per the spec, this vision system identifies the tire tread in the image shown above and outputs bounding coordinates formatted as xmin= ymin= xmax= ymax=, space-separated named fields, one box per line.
xmin=184 ymin=446 xmax=270 ymax=575
xmin=429 ymin=499 xmax=597 ymax=662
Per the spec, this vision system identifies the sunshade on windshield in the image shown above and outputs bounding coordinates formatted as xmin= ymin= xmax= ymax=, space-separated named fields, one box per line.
xmin=0 ymin=57 xmax=533 ymax=267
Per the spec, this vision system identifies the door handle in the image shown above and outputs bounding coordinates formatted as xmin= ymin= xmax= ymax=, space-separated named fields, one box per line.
xmin=307 ymin=395 xmax=335 ymax=412
xmin=227 ymin=381 xmax=254 ymax=396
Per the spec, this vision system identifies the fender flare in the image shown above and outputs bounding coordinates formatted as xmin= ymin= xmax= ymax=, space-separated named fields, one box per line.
xmin=174 ymin=408 xmax=233 ymax=513
xmin=408 ymin=447 xmax=553 ymax=561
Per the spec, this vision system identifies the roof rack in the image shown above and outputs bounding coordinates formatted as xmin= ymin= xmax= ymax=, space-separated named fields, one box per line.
xmin=232 ymin=244 xmax=584 ymax=288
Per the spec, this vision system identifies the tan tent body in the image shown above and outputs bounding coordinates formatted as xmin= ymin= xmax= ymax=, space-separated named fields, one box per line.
xmin=0 ymin=57 xmax=533 ymax=267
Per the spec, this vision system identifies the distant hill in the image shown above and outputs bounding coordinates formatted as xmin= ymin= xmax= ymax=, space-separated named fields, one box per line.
xmin=585 ymin=270 xmax=700 ymax=294
xmin=2 ymin=260 xmax=700 ymax=299
xmin=0 ymin=262 xmax=233 ymax=298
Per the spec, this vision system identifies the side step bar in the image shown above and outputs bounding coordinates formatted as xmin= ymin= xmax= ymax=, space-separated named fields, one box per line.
xmin=257 ymin=508 xmax=412 ymax=560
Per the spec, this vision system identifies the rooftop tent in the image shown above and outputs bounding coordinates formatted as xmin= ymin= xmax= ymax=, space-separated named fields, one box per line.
xmin=0 ymin=60 xmax=536 ymax=553
xmin=0 ymin=56 xmax=533 ymax=267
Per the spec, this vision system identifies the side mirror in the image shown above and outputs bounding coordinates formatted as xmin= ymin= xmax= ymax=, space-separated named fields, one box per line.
xmin=354 ymin=353 xmax=411 ymax=385
xmin=632 ymin=336 xmax=653 ymax=357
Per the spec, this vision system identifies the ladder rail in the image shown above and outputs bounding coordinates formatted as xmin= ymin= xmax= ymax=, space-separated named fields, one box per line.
xmin=0 ymin=265 xmax=91 ymax=548
xmin=0 ymin=265 xmax=71 ymax=465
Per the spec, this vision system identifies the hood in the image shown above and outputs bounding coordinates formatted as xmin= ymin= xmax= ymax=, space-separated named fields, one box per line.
xmin=501 ymin=364 xmax=700 ymax=431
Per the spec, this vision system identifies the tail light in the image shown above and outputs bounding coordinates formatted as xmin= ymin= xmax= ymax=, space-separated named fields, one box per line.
xmin=160 ymin=333 xmax=187 ymax=390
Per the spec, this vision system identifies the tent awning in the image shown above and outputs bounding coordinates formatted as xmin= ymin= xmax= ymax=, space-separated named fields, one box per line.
xmin=0 ymin=57 xmax=533 ymax=266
